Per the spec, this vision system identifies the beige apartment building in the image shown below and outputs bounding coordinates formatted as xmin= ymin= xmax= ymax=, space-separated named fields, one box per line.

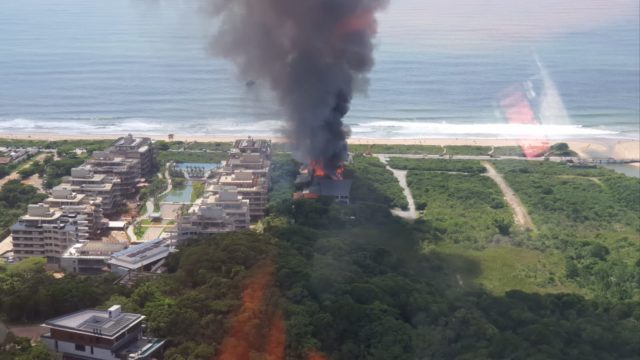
xmin=62 ymin=168 xmax=120 ymax=216
xmin=109 ymin=134 xmax=156 ymax=177
xmin=215 ymin=171 xmax=268 ymax=221
xmin=45 ymin=186 xmax=105 ymax=237
xmin=177 ymin=186 xmax=250 ymax=241
xmin=83 ymin=152 xmax=141 ymax=198
xmin=11 ymin=204 xmax=89 ymax=264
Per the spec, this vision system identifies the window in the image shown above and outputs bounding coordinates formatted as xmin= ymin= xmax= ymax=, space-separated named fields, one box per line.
xmin=75 ymin=343 xmax=86 ymax=352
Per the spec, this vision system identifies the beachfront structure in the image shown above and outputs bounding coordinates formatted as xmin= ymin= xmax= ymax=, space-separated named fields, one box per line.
xmin=62 ymin=168 xmax=120 ymax=215
xmin=108 ymin=134 xmax=156 ymax=177
xmin=216 ymin=171 xmax=269 ymax=221
xmin=61 ymin=242 xmax=126 ymax=274
xmin=177 ymin=186 xmax=250 ymax=240
xmin=11 ymin=204 xmax=86 ymax=264
xmin=40 ymin=305 xmax=165 ymax=360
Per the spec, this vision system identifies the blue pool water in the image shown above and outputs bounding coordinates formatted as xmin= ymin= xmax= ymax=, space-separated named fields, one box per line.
xmin=162 ymin=185 xmax=193 ymax=204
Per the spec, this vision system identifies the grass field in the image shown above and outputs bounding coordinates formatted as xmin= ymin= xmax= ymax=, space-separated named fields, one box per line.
xmin=430 ymin=244 xmax=584 ymax=295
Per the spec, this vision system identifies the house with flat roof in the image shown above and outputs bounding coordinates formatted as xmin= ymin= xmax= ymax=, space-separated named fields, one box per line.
xmin=61 ymin=242 xmax=127 ymax=274
xmin=40 ymin=305 xmax=165 ymax=360
xmin=107 ymin=238 xmax=172 ymax=276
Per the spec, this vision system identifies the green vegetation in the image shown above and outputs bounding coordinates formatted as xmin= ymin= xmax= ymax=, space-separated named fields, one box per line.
xmin=493 ymin=160 xmax=640 ymax=300
xmin=1 ymin=333 xmax=53 ymax=360
xmin=2 ymin=143 xmax=636 ymax=359
xmin=191 ymin=182 xmax=205 ymax=202
xmin=0 ymin=164 xmax=17 ymax=180
xmin=12 ymin=153 xmax=84 ymax=189
xmin=0 ymin=139 xmax=111 ymax=153
xmin=433 ymin=244 xmax=582 ymax=295
xmin=445 ymin=145 xmax=492 ymax=155
xmin=16 ymin=162 xmax=41 ymax=179
xmin=0 ymin=180 xmax=47 ymax=234
xmin=389 ymin=157 xmax=486 ymax=174
xmin=139 ymin=177 xmax=168 ymax=210
xmin=548 ymin=142 xmax=578 ymax=157
xmin=267 ymin=153 xmax=299 ymax=209
xmin=101 ymin=231 xmax=274 ymax=359
xmin=43 ymin=155 xmax=85 ymax=189
xmin=491 ymin=146 xmax=525 ymax=157
xmin=157 ymin=151 xmax=227 ymax=164
xmin=348 ymin=155 xmax=408 ymax=209
xmin=349 ymin=143 xmax=443 ymax=155
xmin=134 ymin=223 xmax=147 ymax=239
xmin=407 ymin=171 xmax=513 ymax=242
xmin=0 ymin=258 xmax=125 ymax=322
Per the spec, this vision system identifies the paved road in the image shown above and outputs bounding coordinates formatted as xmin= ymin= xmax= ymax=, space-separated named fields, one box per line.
xmin=481 ymin=161 xmax=535 ymax=231
xmin=377 ymin=155 xmax=418 ymax=220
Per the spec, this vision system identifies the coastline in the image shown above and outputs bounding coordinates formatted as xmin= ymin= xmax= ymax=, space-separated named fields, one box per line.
xmin=0 ymin=132 xmax=637 ymax=160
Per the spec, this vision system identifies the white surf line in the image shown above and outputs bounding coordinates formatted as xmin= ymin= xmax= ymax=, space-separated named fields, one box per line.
xmin=481 ymin=161 xmax=536 ymax=231
xmin=376 ymin=155 xmax=418 ymax=220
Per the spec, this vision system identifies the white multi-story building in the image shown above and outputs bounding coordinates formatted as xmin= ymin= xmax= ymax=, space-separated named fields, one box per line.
xmin=41 ymin=305 xmax=165 ymax=360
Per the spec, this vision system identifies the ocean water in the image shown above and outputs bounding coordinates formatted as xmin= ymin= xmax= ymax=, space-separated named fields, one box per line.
xmin=0 ymin=0 xmax=638 ymax=139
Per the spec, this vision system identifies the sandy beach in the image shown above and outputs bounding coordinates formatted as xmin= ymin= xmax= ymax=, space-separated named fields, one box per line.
xmin=0 ymin=132 xmax=638 ymax=160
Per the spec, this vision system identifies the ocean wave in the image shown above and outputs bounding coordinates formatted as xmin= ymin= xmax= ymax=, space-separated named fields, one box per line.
xmin=0 ymin=117 xmax=623 ymax=139
xmin=350 ymin=120 xmax=619 ymax=139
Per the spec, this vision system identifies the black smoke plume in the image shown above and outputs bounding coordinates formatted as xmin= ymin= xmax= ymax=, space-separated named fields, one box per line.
xmin=204 ymin=0 xmax=388 ymax=175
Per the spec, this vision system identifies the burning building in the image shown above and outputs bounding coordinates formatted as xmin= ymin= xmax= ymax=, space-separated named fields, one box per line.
xmin=203 ymin=0 xmax=388 ymax=178
xmin=294 ymin=162 xmax=352 ymax=205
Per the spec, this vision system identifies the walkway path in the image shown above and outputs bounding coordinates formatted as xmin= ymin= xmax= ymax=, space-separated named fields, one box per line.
xmin=129 ymin=164 xmax=174 ymax=242
xmin=481 ymin=161 xmax=535 ymax=231
xmin=377 ymin=155 xmax=418 ymax=220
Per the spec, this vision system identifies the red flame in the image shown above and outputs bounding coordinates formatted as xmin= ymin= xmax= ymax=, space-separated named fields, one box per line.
xmin=308 ymin=161 xmax=345 ymax=180
xmin=309 ymin=161 xmax=326 ymax=178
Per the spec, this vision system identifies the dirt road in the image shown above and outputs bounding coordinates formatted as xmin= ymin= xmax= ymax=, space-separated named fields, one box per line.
xmin=377 ymin=155 xmax=418 ymax=220
xmin=481 ymin=161 xmax=535 ymax=231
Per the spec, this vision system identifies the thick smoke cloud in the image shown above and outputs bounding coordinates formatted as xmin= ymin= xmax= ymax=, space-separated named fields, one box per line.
xmin=204 ymin=0 xmax=388 ymax=175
